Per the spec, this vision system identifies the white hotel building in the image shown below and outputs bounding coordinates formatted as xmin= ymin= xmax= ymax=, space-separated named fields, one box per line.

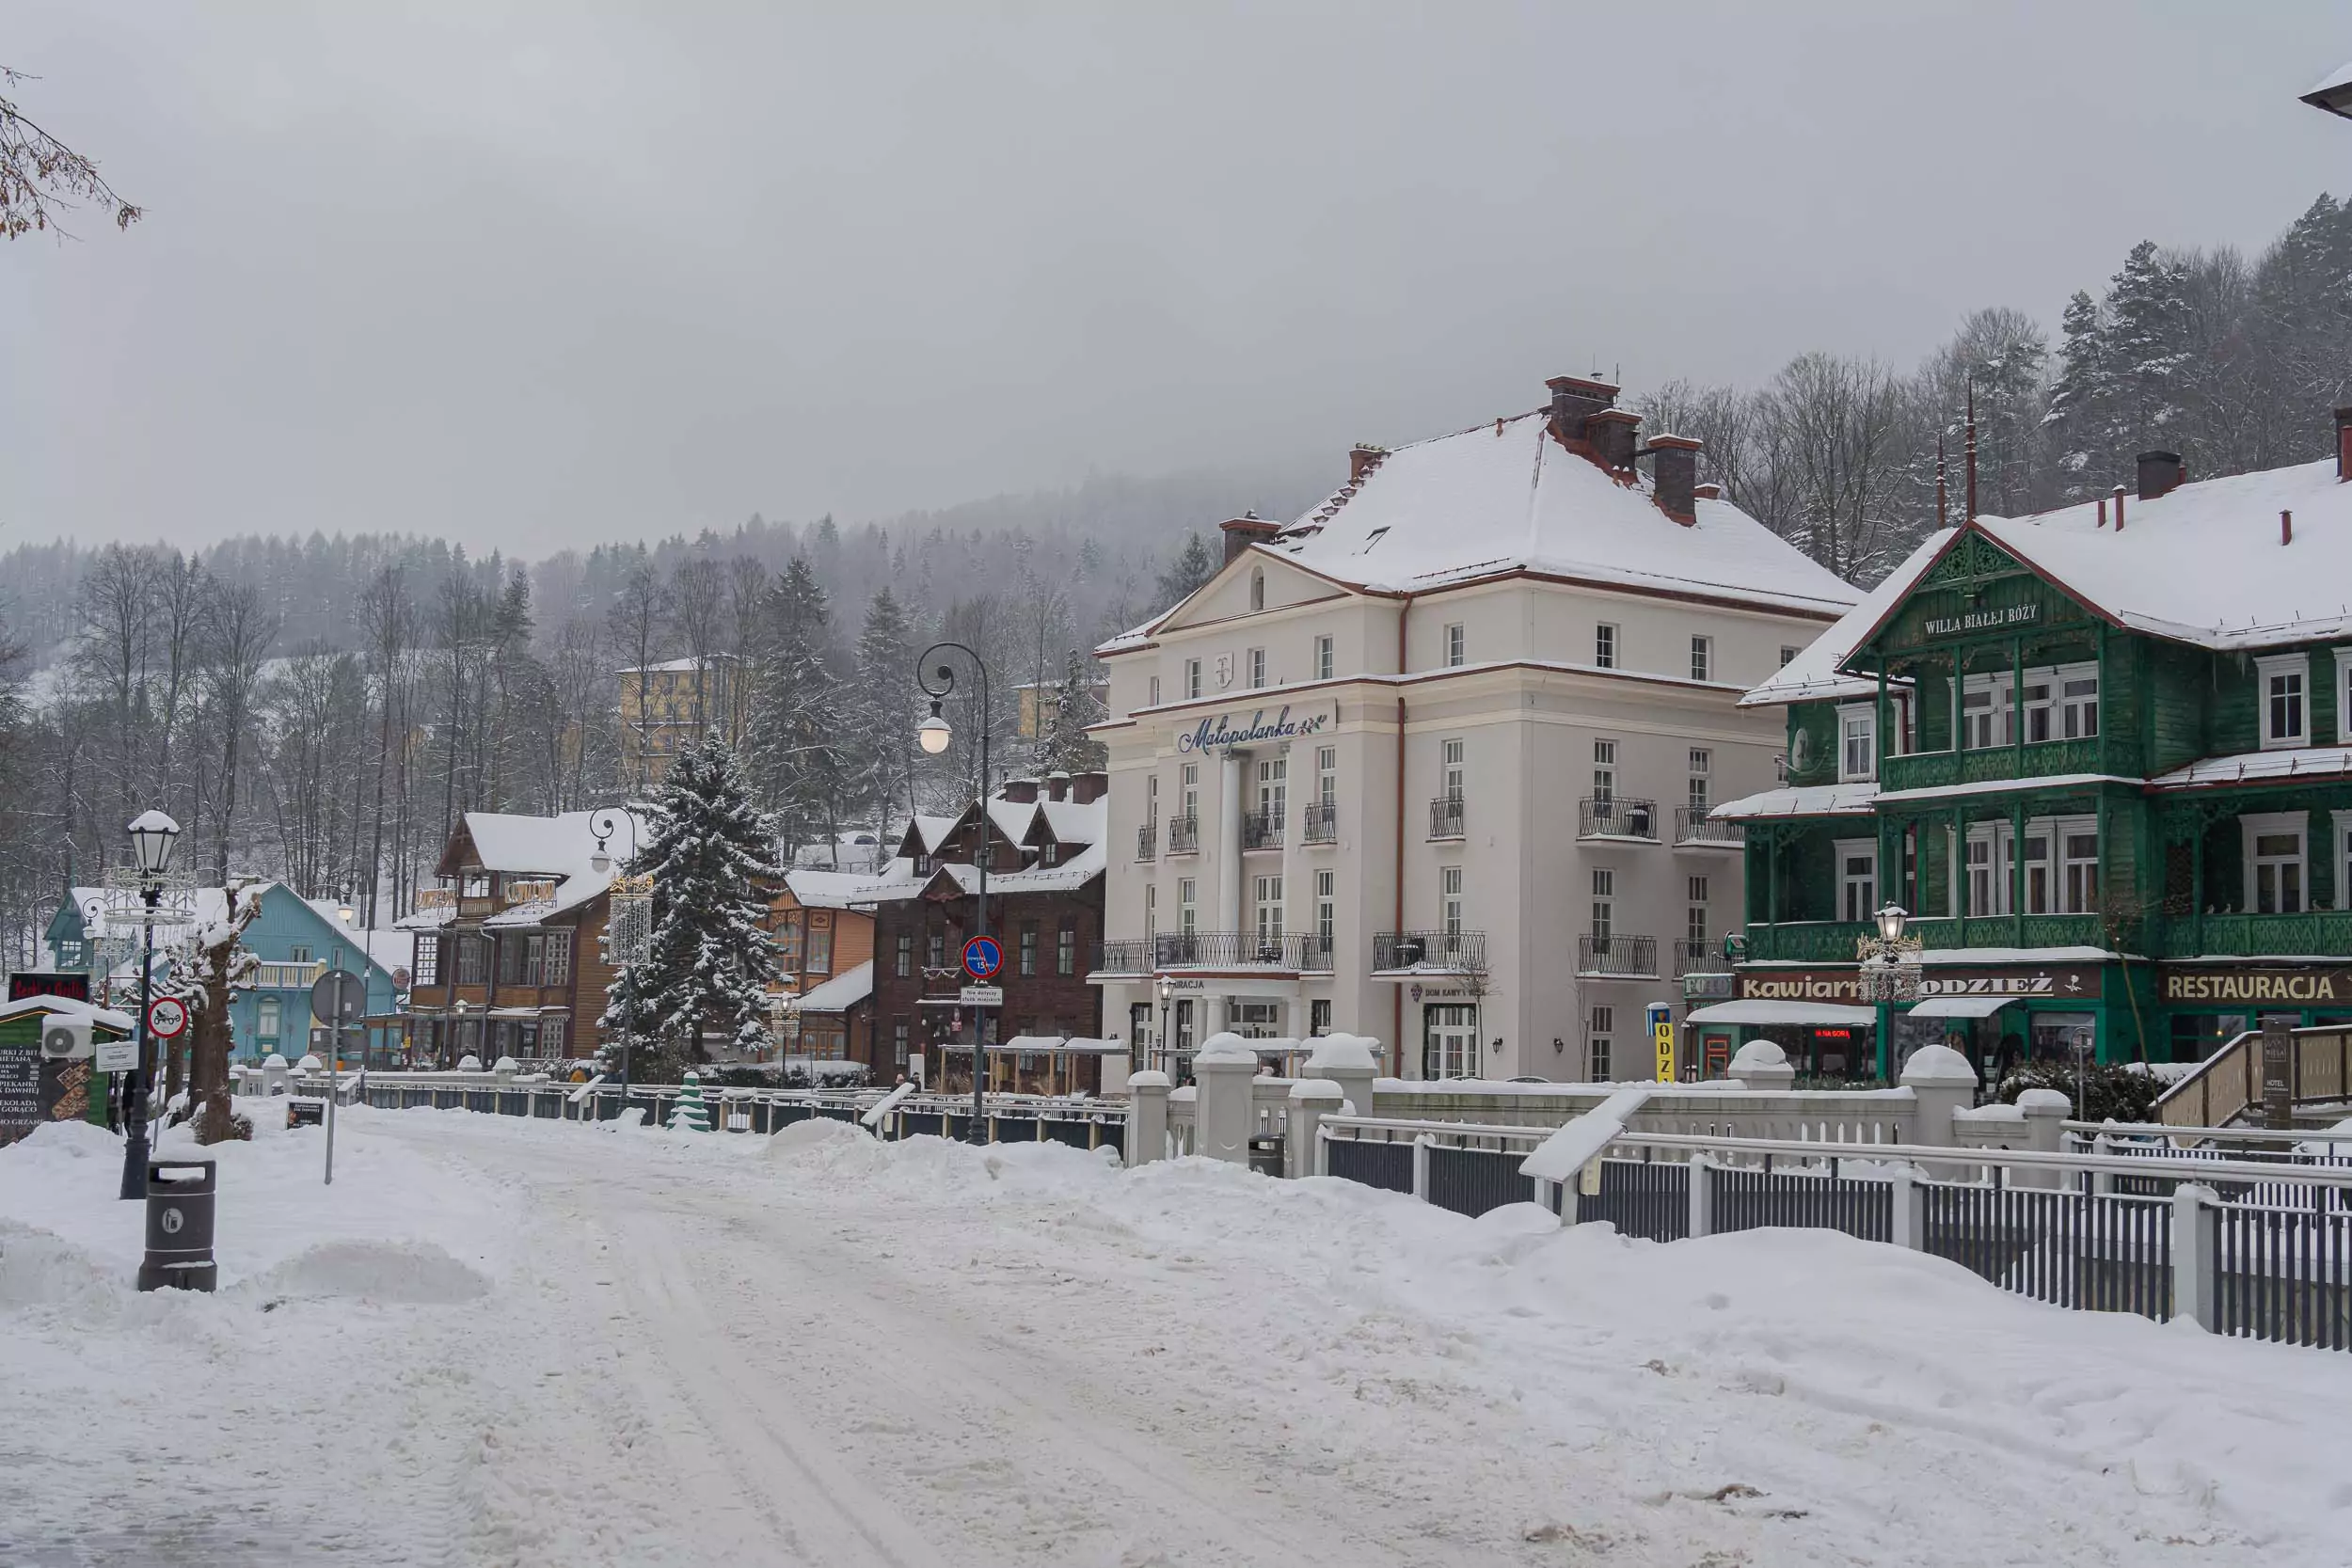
xmin=1088 ymin=374 xmax=1859 ymax=1081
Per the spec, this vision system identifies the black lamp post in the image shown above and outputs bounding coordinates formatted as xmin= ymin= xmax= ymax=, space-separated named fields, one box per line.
xmin=590 ymin=808 xmax=644 ymax=1096
xmin=916 ymin=642 xmax=992 ymax=1142
xmin=119 ymin=809 xmax=182 ymax=1201
xmin=1156 ymin=974 xmax=1175 ymax=1077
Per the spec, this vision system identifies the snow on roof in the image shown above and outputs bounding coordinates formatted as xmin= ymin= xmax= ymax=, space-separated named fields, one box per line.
xmin=0 ymin=993 xmax=134 ymax=1030
xmin=986 ymin=799 xmax=1037 ymax=844
xmin=1711 ymin=782 xmax=1880 ymax=820
xmin=1974 ymin=459 xmax=2352 ymax=651
xmin=298 ymin=900 xmax=415 ymax=974
xmin=459 ymin=811 xmax=618 ymax=879
xmin=1270 ymin=410 xmax=1859 ymax=614
xmin=1872 ymin=773 xmax=2138 ymax=807
xmin=784 ymin=869 xmax=876 ymax=909
xmin=793 ymin=960 xmax=873 ymax=1015
xmin=1032 ymin=797 xmax=1105 ymax=846
xmin=619 ymin=654 xmax=739 ymax=673
xmin=2149 ymin=746 xmax=2352 ymax=792
xmin=908 ymin=815 xmax=958 ymax=855
xmin=929 ymin=837 xmax=1108 ymax=896
xmin=2306 ymin=56 xmax=2352 ymax=103
xmin=1739 ymin=531 xmax=1952 ymax=707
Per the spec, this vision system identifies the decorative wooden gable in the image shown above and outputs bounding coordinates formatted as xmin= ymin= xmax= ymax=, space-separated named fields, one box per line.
xmin=1863 ymin=530 xmax=2098 ymax=664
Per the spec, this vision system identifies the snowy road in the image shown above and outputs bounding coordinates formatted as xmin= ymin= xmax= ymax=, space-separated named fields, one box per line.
xmin=8 ymin=1107 xmax=2352 ymax=1567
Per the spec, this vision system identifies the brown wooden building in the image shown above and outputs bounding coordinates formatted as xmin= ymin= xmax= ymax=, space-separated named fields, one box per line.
xmin=401 ymin=811 xmax=624 ymax=1067
xmin=863 ymin=773 xmax=1111 ymax=1092
xmin=773 ymin=869 xmax=878 ymax=1071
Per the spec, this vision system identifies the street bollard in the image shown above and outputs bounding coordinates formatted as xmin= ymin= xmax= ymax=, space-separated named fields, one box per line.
xmin=136 ymin=1159 xmax=217 ymax=1292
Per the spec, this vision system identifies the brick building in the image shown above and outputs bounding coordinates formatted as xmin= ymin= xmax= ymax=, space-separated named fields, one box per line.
xmin=859 ymin=773 xmax=1110 ymax=1091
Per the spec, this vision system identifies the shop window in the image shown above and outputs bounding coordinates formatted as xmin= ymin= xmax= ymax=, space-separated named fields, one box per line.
xmin=1230 ymin=1000 xmax=1280 ymax=1039
xmin=1836 ymin=839 xmax=1877 ymax=923
xmin=2244 ymin=813 xmax=2307 ymax=914
xmin=2258 ymin=655 xmax=2308 ymax=749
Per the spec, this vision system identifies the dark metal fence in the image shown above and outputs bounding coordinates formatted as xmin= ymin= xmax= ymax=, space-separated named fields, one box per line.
xmin=2212 ymin=1203 xmax=2352 ymax=1350
xmin=1325 ymin=1136 xmax=1413 ymax=1195
xmin=1712 ymin=1164 xmax=1890 ymax=1243
xmin=1581 ymin=1158 xmax=1690 ymax=1243
xmin=1922 ymin=1184 xmax=2172 ymax=1320
xmin=1426 ymin=1146 xmax=1538 ymax=1218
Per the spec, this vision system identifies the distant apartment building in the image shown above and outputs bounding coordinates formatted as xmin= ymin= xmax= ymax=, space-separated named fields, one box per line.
xmin=1089 ymin=372 xmax=1859 ymax=1082
xmin=617 ymin=654 xmax=742 ymax=785
xmin=1014 ymin=673 xmax=1110 ymax=741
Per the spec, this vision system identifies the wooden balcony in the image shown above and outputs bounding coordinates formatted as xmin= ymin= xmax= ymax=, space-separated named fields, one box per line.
xmin=2154 ymin=910 xmax=2352 ymax=960
xmin=1879 ymin=738 xmax=2105 ymax=795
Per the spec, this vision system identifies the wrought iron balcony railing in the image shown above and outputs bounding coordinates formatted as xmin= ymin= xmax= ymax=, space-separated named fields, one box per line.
xmin=1578 ymin=797 xmax=1659 ymax=840
xmin=1671 ymin=938 xmax=1715 ymax=976
xmin=1242 ymin=810 xmax=1284 ymax=850
xmin=1429 ymin=795 xmax=1465 ymax=840
xmin=1372 ymin=929 xmax=1486 ymax=973
xmin=1576 ymin=933 xmax=1658 ymax=977
xmin=1136 ymin=822 xmax=1157 ymax=861
xmin=1301 ymin=800 xmax=1338 ymax=845
xmin=1167 ymin=814 xmax=1200 ymax=854
xmin=1092 ymin=932 xmax=1318 ymax=973
xmin=1673 ymin=806 xmax=1744 ymax=847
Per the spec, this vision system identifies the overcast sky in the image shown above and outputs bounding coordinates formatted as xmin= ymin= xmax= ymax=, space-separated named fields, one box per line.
xmin=4 ymin=3 xmax=2346 ymax=556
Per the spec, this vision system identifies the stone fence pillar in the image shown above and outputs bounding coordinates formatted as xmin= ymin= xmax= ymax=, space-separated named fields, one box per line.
xmin=1727 ymin=1038 xmax=1795 ymax=1092
xmin=1305 ymin=1033 xmax=1381 ymax=1120
xmin=1286 ymin=1079 xmax=1343 ymax=1178
xmin=1125 ymin=1070 xmax=1170 ymax=1166
xmin=2014 ymin=1087 xmax=2072 ymax=1190
xmin=1900 ymin=1043 xmax=1979 ymax=1177
xmin=1192 ymin=1034 xmax=1259 ymax=1164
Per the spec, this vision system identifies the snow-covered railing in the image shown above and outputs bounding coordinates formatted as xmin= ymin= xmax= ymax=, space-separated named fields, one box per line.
xmin=1310 ymin=1114 xmax=2352 ymax=1354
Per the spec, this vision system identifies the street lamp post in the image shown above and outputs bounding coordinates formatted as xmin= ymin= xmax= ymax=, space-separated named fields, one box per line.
xmin=1857 ymin=903 xmax=1924 ymax=1082
xmin=591 ymin=808 xmax=646 ymax=1098
xmin=119 ymin=810 xmax=183 ymax=1201
xmin=915 ymin=642 xmax=992 ymax=1142
xmin=1156 ymin=974 xmax=1175 ymax=1077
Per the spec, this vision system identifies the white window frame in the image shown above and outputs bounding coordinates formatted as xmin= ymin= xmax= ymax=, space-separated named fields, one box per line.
xmin=1313 ymin=634 xmax=1334 ymax=682
xmin=1837 ymin=704 xmax=1876 ymax=783
xmin=1178 ymin=878 xmax=1198 ymax=935
xmin=1443 ymin=623 xmax=1466 ymax=668
xmin=1440 ymin=865 xmax=1464 ymax=935
xmin=1148 ymin=675 xmax=1160 ymax=707
xmin=1253 ymin=874 xmax=1284 ymax=942
xmin=1440 ymin=737 xmax=1465 ymax=800
xmin=1315 ymin=744 xmax=1337 ymax=807
xmin=2336 ymin=650 xmax=2352 ymax=745
xmin=1958 ymin=672 xmax=2013 ymax=751
xmin=1592 ymin=737 xmax=1616 ymax=802
xmin=1314 ymin=868 xmax=1336 ymax=944
xmin=1687 ymin=747 xmax=1710 ymax=812
xmin=1586 ymin=1004 xmax=1614 ymax=1083
xmin=1590 ymin=866 xmax=1613 ymax=942
xmin=2048 ymin=815 xmax=2099 ymax=915
xmin=2334 ymin=810 xmax=2352 ymax=912
xmin=2056 ymin=662 xmax=2100 ymax=741
xmin=1689 ymin=635 xmax=1712 ymax=683
xmin=1594 ymin=623 xmax=1617 ymax=670
xmin=1184 ymin=658 xmax=1202 ymax=701
xmin=2243 ymin=811 xmax=2308 ymax=915
xmin=1835 ymin=837 xmax=1878 ymax=924
xmin=2257 ymin=654 xmax=2309 ymax=750
xmin=1247 ymin=647 xmax=1267 ymax=689
xmin=2018 ymin=822 xmax=2055 ymax=915
xmin=1964 ymin=820 xmax=2011 ymax=918
xmin=1779 ymin=645 xmax=1801 ymax=669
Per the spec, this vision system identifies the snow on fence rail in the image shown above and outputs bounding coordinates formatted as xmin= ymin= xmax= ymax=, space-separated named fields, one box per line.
xmin=1309 ymin=1114 xmax=2352 ymax=1354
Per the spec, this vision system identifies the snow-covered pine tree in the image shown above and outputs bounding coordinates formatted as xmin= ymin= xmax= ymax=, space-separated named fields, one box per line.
xmin=1042 ymin=648 xmax=1107 ymax=773
xmin=745 ymin=558 xmax=842 ymax=860
xmin=2098 ymin=239 xmax=2194 ymax=467
xmin=602 ymin=735 xmax=783 ymax=1073
xmin=846 ymin=588 xmax=915 ymax=856
xmin=2042 ymin=289 xmax=2108 ymax=500
xmin=1152 ymin=532 xmax=1217 ymax=610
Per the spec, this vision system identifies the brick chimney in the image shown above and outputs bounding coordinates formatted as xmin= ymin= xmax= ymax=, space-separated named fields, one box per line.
xmin=1545 ymin=374 xmax=1620 ymax=446
xmin=1586 ymin=407 xmax=1641 ymax=472
xmin=1646 ymin=434 xmax=1702 ymax=524
xmin=1042 ymin=770 xmax=1071 ymax=802
xmin=2336 ymin=406 xmax=2352 ymax=482
xmin=1071 ymin=770 xmax=1108 ymax=805
xmin=998 ymin=778 xmax=1039 ymax=804
xmin=1348 ymin=445 xmax=1387 ymax=483
xmin=1220 ymin=512 xmax=1281 ymax=565
xmin=2137 ymin=451 xmax=2185 ymax=501
xmin=1692 ymin=482 xmax=1724 ymax=501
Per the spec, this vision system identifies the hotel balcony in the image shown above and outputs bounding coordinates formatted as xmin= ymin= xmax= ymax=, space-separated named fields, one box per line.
xmin=1167 ymin=814 xmax=1200 ymax=855
xmin=1372 ymin=929 xmax=1486 ymax=974
xmin=1576 ymin=933 xmax=1659 ymax=979
xmin=1670 ymin=938 xmax=1716 ymax=977
xmin=1136 ymin=822 xmax=1157 ymax=861
xmin=1673 ymin=806 xmax=1744 ymax=849
xmin=1092 ymin=932 xmax=1326 ymax=974
xmin=1301 ymin=800 xmax=1339 ymax=845
xmin=1428 ymin=795 xmax=1465 ymax=841
xmin=1578 ymin=797 xmax=1659 ymax=842
xmin=1241 ymin=810 xmax=1284 ymax=851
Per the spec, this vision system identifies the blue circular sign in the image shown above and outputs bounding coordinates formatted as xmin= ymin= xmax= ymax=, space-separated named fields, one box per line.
xmin=961 ymin=935 xmax=1004 ymax=981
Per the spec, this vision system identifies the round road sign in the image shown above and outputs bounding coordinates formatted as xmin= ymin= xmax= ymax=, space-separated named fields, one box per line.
xmin=961 ymin=934 xmax=1004 ymax=982
xmin=147 ymin=996 xmax=190 ymax=1038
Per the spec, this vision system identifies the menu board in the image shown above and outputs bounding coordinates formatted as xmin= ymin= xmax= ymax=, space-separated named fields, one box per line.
xmin=0 ymin=1042 xmax=40 ymax=1146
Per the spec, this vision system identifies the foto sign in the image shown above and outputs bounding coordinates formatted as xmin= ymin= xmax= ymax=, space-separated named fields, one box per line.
xmin=1647 ymin=1002 xmax=1675 ymax=1083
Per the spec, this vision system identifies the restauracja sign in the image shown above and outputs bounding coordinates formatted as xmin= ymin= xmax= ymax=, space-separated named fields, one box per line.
xmin=1176 ymin=705 xmax=1329 ymax=754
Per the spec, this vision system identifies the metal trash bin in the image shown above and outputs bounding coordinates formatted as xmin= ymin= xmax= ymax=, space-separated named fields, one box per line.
xmin=1248 ymin=1135 xmax=1285 ymax=1178
xmin=136 ymin=1159 xmax=217 ymax=1293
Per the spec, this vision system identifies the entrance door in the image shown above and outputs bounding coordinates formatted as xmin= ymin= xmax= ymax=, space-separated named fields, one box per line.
xmin=1422 ymin=1005 xmax=1480 ymax=1080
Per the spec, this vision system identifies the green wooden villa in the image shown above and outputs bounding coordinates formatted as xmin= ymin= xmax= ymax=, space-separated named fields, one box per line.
xmin=1712 ymin=417 xmax=2352 ymax=1082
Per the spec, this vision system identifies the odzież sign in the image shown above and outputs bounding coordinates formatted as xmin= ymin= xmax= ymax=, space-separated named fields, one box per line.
xmin=1739 ymin=965 xmax=2099 ymax=1002
xmin=1175 ymin=705 xmax=1329 ymax=755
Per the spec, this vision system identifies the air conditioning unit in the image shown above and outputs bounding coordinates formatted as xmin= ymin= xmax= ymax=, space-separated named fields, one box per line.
xmin=40 ymin=1017 xmax=93 ymax=1060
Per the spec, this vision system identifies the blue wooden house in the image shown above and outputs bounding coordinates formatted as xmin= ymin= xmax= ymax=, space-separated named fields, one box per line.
xmin=39 ymin=881 xmax=407 ymax=1064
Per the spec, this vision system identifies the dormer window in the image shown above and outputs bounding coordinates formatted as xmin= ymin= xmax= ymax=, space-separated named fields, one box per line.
xmin=1041 ymin=842 xmax=1059 ymax=867
xmin=2257 ymin=654 xmax=2309 ymax=750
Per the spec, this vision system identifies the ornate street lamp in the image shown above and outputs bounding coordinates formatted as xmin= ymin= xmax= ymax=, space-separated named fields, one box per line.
xmin=1856 ymin=903 xmax=1924 ymax=1004
xmin=118 ymin=810 xmax=182 ymax=1200
xmin=915 ymin=643 xmax=993 ymax=1142
xmin=592 ymin=808 xmax=649 ymax=1096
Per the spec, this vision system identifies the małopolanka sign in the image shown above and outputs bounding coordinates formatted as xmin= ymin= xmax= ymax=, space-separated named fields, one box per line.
xmin=1176 ymin=705 xmax=1329 ymax=754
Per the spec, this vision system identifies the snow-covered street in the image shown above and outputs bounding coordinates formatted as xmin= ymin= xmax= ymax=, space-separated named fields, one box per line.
xmin=7 ymin=1108 xmax=2352 ymax=1567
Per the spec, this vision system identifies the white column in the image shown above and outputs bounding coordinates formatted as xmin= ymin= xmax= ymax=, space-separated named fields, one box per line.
xmin=1219 ymin=749 xmax=1246 ymax=935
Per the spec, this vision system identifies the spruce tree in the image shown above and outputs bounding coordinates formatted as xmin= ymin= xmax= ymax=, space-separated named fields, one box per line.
xmin=1152 ymin=532 xmax=1217 ymax=610
xmin=847 ymin=588 xmax=915 ymax=851
xmin=1042 ymin=648 xmax=1107 ymax=773
xmin=745 ymin=558 xmax=841 ymax=857
xmin=2042 ymin=290 xmax=2107 ymax=499
xmin=600 ymin=735 xmax=782 ymax=1074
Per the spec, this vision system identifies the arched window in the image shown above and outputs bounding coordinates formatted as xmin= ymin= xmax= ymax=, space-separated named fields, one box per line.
xmin=1249 ymin=568 xmax=1264 ymax=610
